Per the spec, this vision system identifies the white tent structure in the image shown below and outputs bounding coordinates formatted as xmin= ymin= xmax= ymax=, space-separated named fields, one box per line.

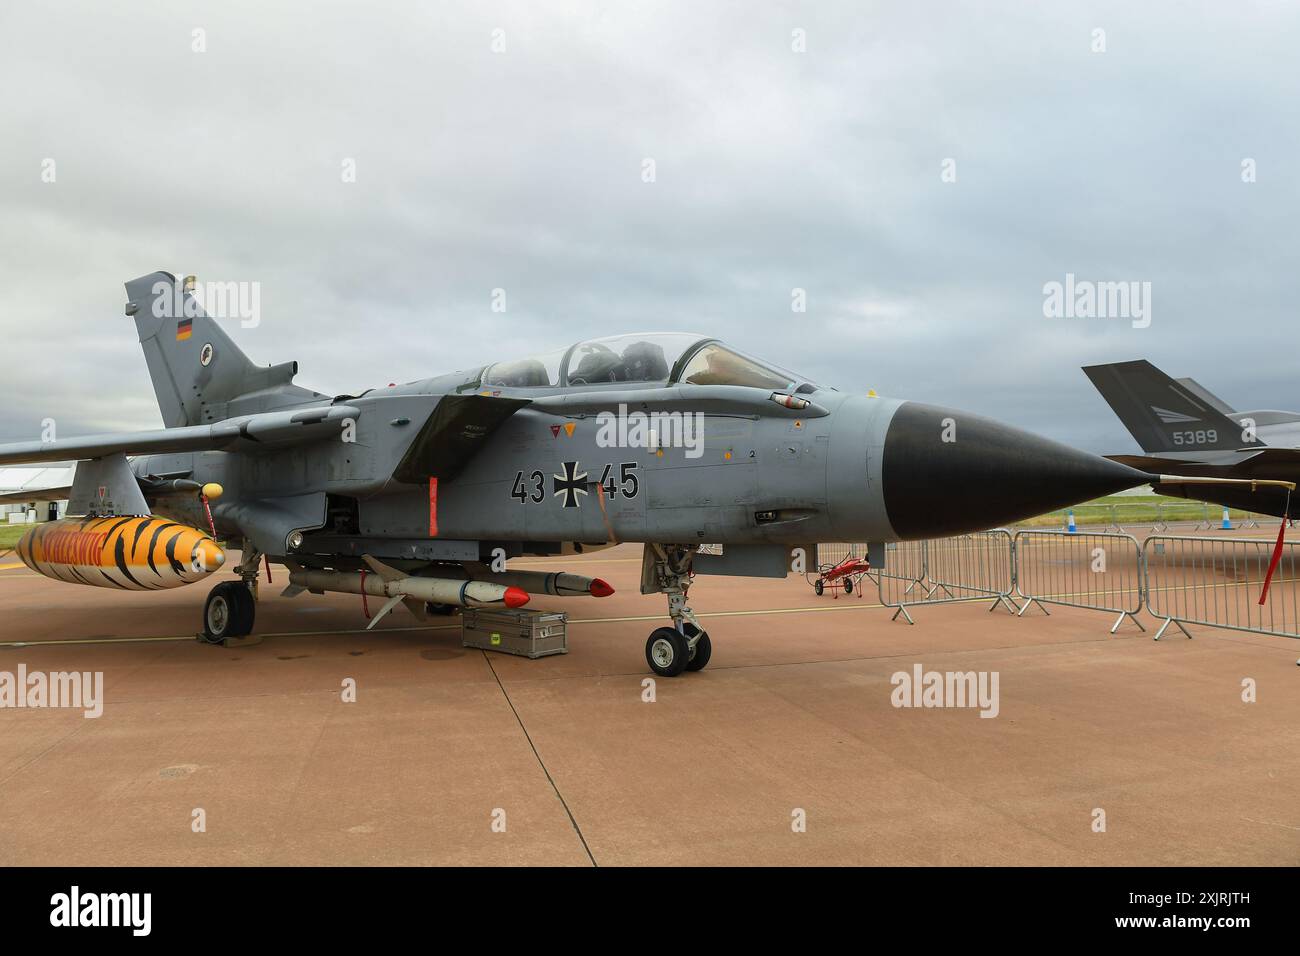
xmin=0 ymin=465 xmax=74 ymax=523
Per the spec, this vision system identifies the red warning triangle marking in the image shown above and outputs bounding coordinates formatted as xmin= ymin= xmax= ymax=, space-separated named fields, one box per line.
xmin=550 ymin=425 xmax=561 ymax=438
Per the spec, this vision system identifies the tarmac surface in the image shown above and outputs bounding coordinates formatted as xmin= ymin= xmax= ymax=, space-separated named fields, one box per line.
xmin=0 ymin=534 xmax=1297 ymax=866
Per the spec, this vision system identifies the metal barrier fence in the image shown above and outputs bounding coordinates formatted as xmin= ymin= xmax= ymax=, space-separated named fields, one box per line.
xmin=1143 ymin=534 xmax=1300 ymax=641
xmin=872 ymin=539 xmax=925 ymax=618
xmin=820 ymin=525 xmax=1300 ymax=649
xmin=874 ymin=531 xmax=1018 ymax=624
xmin=1013 ymin=530 xmax=1144 ymax=633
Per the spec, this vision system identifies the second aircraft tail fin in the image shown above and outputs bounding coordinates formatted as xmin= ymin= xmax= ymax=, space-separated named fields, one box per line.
xmin=1082 ymin=360 xmax=1249 ymax=454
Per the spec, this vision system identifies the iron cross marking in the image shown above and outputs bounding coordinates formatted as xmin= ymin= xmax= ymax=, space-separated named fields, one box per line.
xmin=553 ymin=460 xmax=589 ymax=508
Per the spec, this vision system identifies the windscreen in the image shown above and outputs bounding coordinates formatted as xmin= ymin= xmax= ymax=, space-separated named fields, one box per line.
xmin=679 ymin=343 xmax=800 ymax=390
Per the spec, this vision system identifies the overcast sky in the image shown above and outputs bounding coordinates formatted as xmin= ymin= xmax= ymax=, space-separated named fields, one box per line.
xmin=1 ymin=1 xmax=1296 ymax=453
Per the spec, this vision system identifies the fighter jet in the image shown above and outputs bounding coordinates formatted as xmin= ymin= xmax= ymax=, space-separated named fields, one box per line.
xmin=1084 ymin=359 xmax=1299 ymax=519
xmin=0 ymin=271 xmax=1251 ymax=675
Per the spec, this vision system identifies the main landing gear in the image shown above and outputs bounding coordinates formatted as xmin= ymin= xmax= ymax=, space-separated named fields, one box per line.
xmin=643 ymin=545 xmax=712 ymax=677
xmin=201 ymin=541 xmax=260 ymax=644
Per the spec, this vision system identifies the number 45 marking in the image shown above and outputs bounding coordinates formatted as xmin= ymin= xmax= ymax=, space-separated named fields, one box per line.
xmin=600 ymin=462 xmax=639 ymax=499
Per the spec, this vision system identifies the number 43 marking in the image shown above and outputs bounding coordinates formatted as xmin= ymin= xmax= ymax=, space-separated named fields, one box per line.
xmin=510 ymin=470 xmax=545 ymax=503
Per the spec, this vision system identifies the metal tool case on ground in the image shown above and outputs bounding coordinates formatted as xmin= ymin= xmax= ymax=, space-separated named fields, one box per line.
xmin=462 ymin=607 xmax=568 ymax=658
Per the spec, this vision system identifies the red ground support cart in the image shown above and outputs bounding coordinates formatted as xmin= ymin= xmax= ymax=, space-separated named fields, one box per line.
xmin=811 ymin=554 xmax=871 ymax=598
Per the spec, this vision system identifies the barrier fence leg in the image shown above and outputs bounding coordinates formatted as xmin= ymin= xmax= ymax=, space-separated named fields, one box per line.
xmin=890 ymin=605 xmax=915 ymax=625
xmin=989 ymin=595 xmax=1021 ymax=614
xmin=1110 ymin=611 xmax=1146 ymax=635
xmin=1153 ymin=617 xmax=1193 ymax=641
xmin=1017 ymin=597 xmax=1050 ymax=618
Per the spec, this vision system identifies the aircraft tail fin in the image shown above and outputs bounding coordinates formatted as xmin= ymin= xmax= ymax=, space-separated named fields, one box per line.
xmin=125 ymin=271 xmax=312 ymax=428
xmin=1174 ymin=377 xmax=1235 ymax=415
xmin=1082 ymin=360 xmax=1247 ymax=454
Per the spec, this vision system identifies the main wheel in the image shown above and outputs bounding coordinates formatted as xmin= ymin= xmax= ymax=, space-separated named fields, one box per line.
xmin=203 ymin=581 xmax=255 ymax=643
xmin=646 ymin=627 xmax=689 ymax=677
xmin=843 ymin=578 xmax=853 ymax=595
xmin=684 ymin=624 xmax=712 ymax=672
xmin=814 ymin=579 xmax=824 ymax=596
xmin=231 ymin=583 xmax=256 ymax=636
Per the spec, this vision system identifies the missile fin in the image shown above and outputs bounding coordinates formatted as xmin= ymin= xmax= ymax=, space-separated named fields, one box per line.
xmin=361 ymin=554 xmax=405 ymax=583
xmin=365 ymin=594 xmax=405 ymax=629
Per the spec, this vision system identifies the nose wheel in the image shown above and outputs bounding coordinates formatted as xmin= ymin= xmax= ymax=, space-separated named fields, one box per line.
xmin=646 ymin=627 xmax=688 ymax=676
xmin=643 ymin=544 xmax=713 ymax=676
xmin=644 ymin=624 xmax=711 ymax=676
xmin=684 ymin=624 xmax=711 ymax=671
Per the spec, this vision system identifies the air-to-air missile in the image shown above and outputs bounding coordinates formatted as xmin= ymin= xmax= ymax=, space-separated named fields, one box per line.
xmin=1 ymin=270 xmax=1289 ymax=675
xmin=286 ymin=556 xmax=531 ymax=629
xmin=460 ymin=568 xmax=615 ymax=598
xmin=282 ymin=563 xmax=611 ymax=628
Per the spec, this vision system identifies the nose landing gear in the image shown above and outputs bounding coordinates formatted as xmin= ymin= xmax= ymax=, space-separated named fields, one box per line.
xmin=683 ymin=622 xmax=711 ymax=671
xmin=642 ymin=544 xmax=711 ymax=676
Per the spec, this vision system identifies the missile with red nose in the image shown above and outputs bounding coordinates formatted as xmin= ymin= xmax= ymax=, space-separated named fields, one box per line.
xmin=287 ymin=556 xmax=531 ymax=629
xmin=465 ymin=568 xmax=615 ymax=598
xmin=284 ymin=558 xmax=614 ymax=629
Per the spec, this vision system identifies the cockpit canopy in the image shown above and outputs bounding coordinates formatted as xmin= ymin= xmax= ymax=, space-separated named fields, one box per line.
xmin=481 ymin=333 xmax=813 ymax=391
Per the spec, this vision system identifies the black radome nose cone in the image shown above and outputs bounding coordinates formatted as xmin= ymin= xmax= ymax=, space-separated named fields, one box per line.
xmin=881 ymin=402 xmax=1149 ymax=538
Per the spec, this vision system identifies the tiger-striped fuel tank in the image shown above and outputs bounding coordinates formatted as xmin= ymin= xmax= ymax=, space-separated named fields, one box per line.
xmin=16 ymin=517 xmax=225 ymax=590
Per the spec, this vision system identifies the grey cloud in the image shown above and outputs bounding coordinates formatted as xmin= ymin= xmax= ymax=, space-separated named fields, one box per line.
xmin=1 ymin=1 xmax=1296 ymax=454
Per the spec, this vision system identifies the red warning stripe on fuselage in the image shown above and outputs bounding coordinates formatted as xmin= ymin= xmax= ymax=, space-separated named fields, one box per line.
xmin=428 ymin=477 xmax=439 ymax=537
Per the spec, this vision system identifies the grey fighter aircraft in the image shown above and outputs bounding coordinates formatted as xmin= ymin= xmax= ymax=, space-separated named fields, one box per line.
xmin=1084 ymin=359 xmax=1299 ymax=518
xmin=0 ymin=271 xmax=1248 ymax=675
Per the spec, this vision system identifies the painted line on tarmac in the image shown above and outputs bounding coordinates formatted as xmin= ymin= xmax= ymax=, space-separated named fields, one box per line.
xmin=0 ymin=623 xmax=465 ymax=648
xmin=567 ymin=601 xmax=883 ymax=625
xmin=511 ymin=557 xmax=643 ymax=566
xmin=4 ymin=577 xmax=1297 ymax=648
xmin=2 ymin=635 xmax=209 ymax=647
xmin=0 ymin=602 xmax=878 ymax=648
